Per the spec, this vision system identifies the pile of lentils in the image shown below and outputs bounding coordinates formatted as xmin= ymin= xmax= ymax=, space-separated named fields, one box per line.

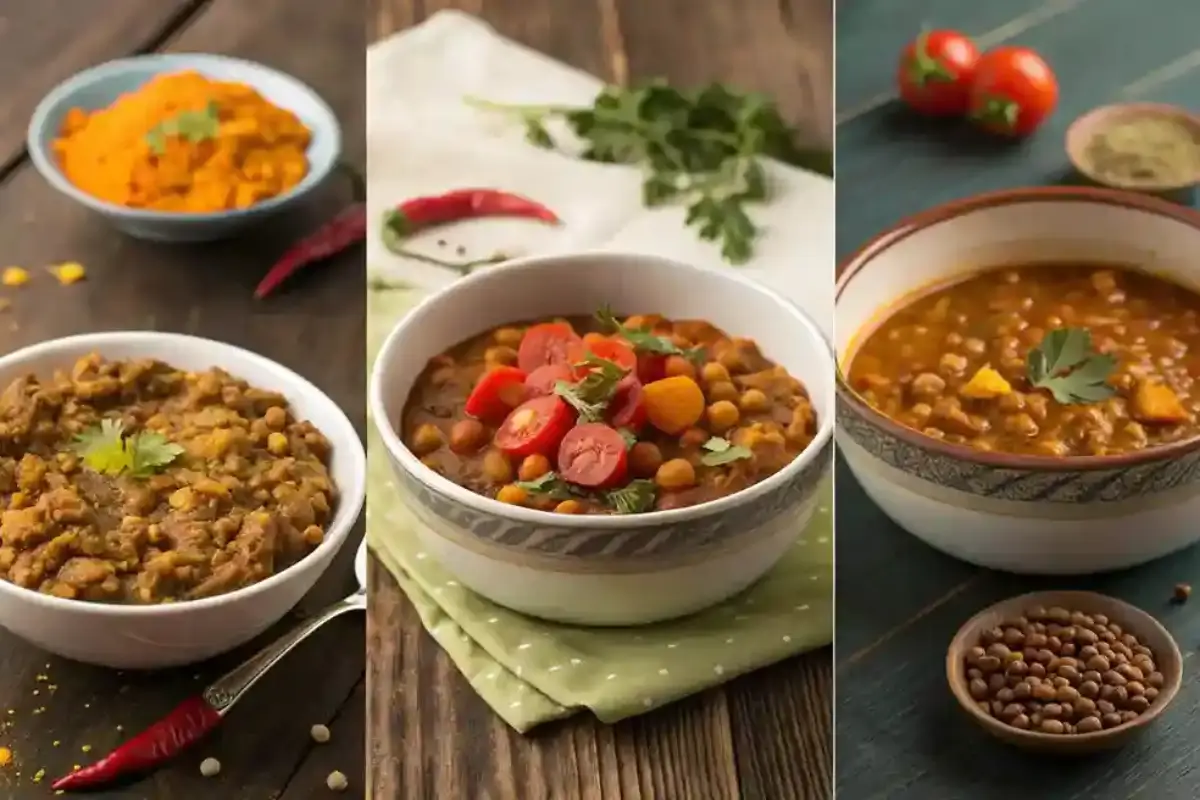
xmin=964 ymin=605 xmax=1165 ymax=735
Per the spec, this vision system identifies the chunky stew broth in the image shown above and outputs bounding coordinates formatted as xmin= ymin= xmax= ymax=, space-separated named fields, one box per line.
xmin=847 ymin=265 xmax=1200 ymax=456
xmin=403 ymin=312 xmax=817 ymax=514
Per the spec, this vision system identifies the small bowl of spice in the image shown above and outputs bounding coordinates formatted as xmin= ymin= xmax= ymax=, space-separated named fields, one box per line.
xmin=946 ymin=591 xmax=1182 ymax=754
xmin=1066 ymin=103 xmax=1200 ymax=204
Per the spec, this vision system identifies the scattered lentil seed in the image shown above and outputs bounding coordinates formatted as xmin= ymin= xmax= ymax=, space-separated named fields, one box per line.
xmin=200 ymin=757 xmax=221 ymax=778
xmin=310 ymin=724 xmax=331 ymax=743
xmin=49 ymin=262 xmax=86 ymax=285
xmin=0 ymin=746 xmax=11 ymax=766
xmin=1173 ymin=583 xmax=1191 ymax=604
xmin=326 ymin=770 xmax=348 ymax=791
xmin=81 ymin=745 xmax=91 ymax=753
xmin=963 ymin=605 xmax=1165 ymax=735
xmin=2 ymin=267 xmax=29 ymax=287
xmin=33 ymin=767 xmax=45 ymax=783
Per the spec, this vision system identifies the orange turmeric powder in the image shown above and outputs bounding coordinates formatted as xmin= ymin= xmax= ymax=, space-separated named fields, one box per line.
xmin=53 ymin=71 xmax=311 ymax=212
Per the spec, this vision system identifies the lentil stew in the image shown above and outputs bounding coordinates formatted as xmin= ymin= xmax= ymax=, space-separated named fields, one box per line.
xmin=847 ymin=264 xmax=1200 ymax=456
xmin=0 ymin=355 xmax=337 ymax=604
xmin=402 ymin=309 xmax=818 ymax=514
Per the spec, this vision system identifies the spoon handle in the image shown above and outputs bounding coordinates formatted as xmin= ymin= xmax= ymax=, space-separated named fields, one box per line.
xmin=203 ymin=589 xmax=367 ymax=714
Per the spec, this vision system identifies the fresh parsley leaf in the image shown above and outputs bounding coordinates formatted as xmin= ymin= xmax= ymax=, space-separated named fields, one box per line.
xmin=73 ymin=420 xmax=184 ymax=478
xmin=618 ymin=428 xmax=638 ymax=449
xmin=699 ymin=436 xmax=753 ymax=466
xmin=1026 ymin=328 xmax=1117 ymax=405
xmin=604 ymin=479 xmax=657 ymax=514
xmin=515 ymin=471 xmax=580 ymax=500
xmin=553 ymin=352 xmax=629 ymax=422
xmin=594 ymin=306 xmax=706 ymax=364
xmin=146 ymin=101 xmax=220 ymax=155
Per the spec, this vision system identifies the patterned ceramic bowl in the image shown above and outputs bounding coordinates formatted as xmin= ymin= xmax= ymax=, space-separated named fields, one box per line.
xmin=836 ymin=187 xmax=1200 ymax=575
xmin=370 ymin=252 xmax=834 ymax=625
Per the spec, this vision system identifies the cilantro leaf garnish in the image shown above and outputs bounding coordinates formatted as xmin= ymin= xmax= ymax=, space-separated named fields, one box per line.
xmin=146 ymin=101 xmax=220 ymax=155
xmin=617 ymin=427 xmax=638 ymax=449
xmin=72 ymin=420 xmax=184 ymax=478
xmin=514 ymin=471 xmax=582 ymax=500
xmin=604 ymin=479 xmax=657 ymax=514
xmin=699 ymin=436 xmax=753 ymax=466
xmin=1026 ymin=328 xmax=1117 ymax=405
xmin=595 ymin=306 xmax=705 ymax=365
xmin=553 ymin=352 xmax=628 ymax=422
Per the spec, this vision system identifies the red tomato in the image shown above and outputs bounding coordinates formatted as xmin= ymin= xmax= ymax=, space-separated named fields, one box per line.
xmin=557 ymin=423 xmax=629 ymax=488
xmin=569 ymin=336 xmax=638 ymax=378
xmin=464 ymin=365 xmax=527 ymax=421
xmin=897 ymin=29 xmax=980 ymax=116
xmin=493 ymin=395 xmax=574 ymax=458
xmin=967 ymin=46 xmax=1058 ymax=136
xmin=517 ymin=322 xmax=583 ymax=374
xmin=524 ymin=363 xmax=575 ymax=397
xmin=636 ymin=352 xmax=667 ymax=384
xmin=608 ymin=376 xmax=647 ymax=431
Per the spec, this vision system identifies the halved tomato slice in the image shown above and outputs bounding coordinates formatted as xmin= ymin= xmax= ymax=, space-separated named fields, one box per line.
xmin=607 ymin=375 xmax=646 ymax=431
xmin=464 ymin=365 xmax=527 ymax=421
xmin=493 ymin=395 xmax=575 ymax=457
xmin=636 ymin=352 xmax=667 ymax=384
xmin=524 ymin=363 xmax=575 ymax=397
xmin=557 ymin=423 xmax=629 ymax=488
xmin=569 ymin=337 xmax=638 ymax=378
xmin=517 ymin=322 xmax=582 ymax=374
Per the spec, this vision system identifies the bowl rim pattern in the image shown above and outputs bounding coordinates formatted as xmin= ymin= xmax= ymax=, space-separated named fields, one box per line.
xmin=835 ymin=186 xmax=1200 ymax=473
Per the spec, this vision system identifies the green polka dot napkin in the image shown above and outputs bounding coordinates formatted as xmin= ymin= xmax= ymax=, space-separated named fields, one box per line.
xmin=366 ymin=285 xmax=833 ymax=731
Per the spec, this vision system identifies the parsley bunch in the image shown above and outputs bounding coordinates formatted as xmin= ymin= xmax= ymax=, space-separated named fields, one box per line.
xmin=467 ymin=82 xmax=832 ymax=264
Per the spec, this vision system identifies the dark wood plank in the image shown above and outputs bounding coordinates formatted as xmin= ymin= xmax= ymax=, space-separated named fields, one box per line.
xmin=0 ymin=0 xmax=202 ymax=169
xmin=367 ymin=2 xmax=832 ymax=798
xmin=836 ymin=2 xmax=1200 ymax=798
xmin=0 ymin=0 xmax=367 ymax=797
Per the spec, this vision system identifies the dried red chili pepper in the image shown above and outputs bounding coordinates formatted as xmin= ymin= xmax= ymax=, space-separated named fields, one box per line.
xmin=253 ymin=202 xmax=366 ymax=299
xmin=51 ymin=696 xmax=221 ymax=791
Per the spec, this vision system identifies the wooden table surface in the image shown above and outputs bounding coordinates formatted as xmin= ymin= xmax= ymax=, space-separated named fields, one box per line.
xmin=836 ymin=2 xmax=1200 ymax=798
xmin=0 ymin=1 xmax=366 ymax=797
xmin=365 ymin=2 xmax=834 ymax=799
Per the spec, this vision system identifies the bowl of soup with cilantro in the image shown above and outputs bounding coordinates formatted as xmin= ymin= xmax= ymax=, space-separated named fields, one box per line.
xmin=837 ymin=187 xmax=1200 ymax=575
xmin=370 ymin=252 xmax=834 ymax=625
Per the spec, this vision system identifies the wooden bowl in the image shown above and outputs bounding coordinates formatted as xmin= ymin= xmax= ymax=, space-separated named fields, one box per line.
xmin=946 ymin=590 xmax=1183 ymax=754
xmin=1065 ymin=102 xmax=1200 ymax=203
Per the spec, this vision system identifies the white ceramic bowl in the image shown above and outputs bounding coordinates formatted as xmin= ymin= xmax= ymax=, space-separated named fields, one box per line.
xmin=0 ymin=332 xmax=365 ymax=668
xmin=836 ymin=187 xmax=1200 ymax=575
xmin=371 ymin=252 xmax=834 ymax=625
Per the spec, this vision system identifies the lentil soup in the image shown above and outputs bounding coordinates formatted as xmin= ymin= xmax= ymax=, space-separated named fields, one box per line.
xmin=0 ymin=355 xmax=336 ymax=604
xmin=402 ymin=309 xmax=818 ymax=514
xmin=846 ymin=264 xmax=1200 ymax=457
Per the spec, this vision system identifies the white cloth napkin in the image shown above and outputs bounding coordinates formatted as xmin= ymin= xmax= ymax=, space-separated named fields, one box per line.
xmin=365 ymin=9 xmax=834 ymax=335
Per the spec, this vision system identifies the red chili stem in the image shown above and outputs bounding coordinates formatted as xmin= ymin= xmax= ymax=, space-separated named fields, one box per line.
xmin=51 ymin=696 xmax=221 ymax=791
xmin=254 ymin=203 xmax=367 ymax=300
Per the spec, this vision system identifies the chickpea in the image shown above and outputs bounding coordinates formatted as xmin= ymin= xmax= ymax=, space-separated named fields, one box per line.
xmin=518 ymin=453 xmax=552 ymax=482
xmin=496 ymin=484 xmax=528 ymax=505
xmin=707 ymin=381 xmax=739 ymax=403
xmin=263 ymin=406 xmax=288 ymax=430
xmin=679 ymin=427 xmax=709 ymax=449
xmin=493 ymin=327 xmax=524 ymax=347
xmin=655 ymin=458 xmax=696 ymax=490
xmin=554 ymin=499 xmax=584 ymax=514
xmin=739 ymin=388 xmax=769 ymax=414
xmin=409 ymin=423 xmax=443 ymax=456
xmin=663 ymin=355 xmax=696 ymax=380
xmin=701 ymin=362 xmax=731 ymax=384
xmin=449 ymin=419 xmax=486 ymax=454
xmin=481 ymin=449 xmax=513 ymax=484
xmin=707 ymin=400 xmax=740 ymax=432
xmin=266 ymin=432 xmax=290 ymax=455
xmin=629 ymin=441 xmax=664 ymax=478
xmin=484 ymin=345 xmax=519 ymax=366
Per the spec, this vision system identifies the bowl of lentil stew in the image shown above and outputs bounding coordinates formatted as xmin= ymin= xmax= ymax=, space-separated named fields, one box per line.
xmin=371 ymin=252 xmax=834 ymax=626
xmin=947 ymin=591 xmax=1182 ymax=753
xmin=0 ymin=332 xmax=364 ymax=669
xmin=837 ymin=187 xmax=1200 ymax=574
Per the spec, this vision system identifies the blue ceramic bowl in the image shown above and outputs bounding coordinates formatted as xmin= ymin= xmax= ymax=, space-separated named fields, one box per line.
xmin=27 ymin=53 xmax=342 ymax=243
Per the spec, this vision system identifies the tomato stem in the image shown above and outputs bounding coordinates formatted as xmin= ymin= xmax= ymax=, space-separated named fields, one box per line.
xmin=908 ymin=29 xmax=954 ymax=86
xmin=970 ymin=94 xmax=1021 ymax=132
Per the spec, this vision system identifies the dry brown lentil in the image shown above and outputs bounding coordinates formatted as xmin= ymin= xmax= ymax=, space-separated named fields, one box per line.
xmin=1173 ymin=583 xmax=1191 ymax=604
xmin=962 ymin=605 xmax=1164 ymax=735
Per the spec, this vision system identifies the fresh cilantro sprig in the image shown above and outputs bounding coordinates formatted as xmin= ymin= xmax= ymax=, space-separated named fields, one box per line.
xmin=553 ymin=353 xmax=628 ymax=422
xmin=1026 ymin=328 xmax=1117 ymax=405
xmin=604 ymin=479 xmax=657 ymax=514
xmin=146 ymin=101 xmax=220 ymax=155
xmin=594 ymin=306 xmax=705 ymax=365
xmin=72 ymin=419 xmax=184 ymax=479
xmin=466 ymin=82 xmax=832 ymax=264
xmin=700 ymin=436 xmax=753 ymax=466
xmin=514 ymin=471 xmax=583 ymax=500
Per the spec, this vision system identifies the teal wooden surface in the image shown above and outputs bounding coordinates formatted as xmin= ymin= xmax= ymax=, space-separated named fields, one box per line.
xmin=835 ymin=2 xmax=1200 ymax=798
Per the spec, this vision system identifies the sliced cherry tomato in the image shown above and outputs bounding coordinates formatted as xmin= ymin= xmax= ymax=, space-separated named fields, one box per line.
xmin=524 ymin=363 xmax=575 ymax=397
xmin=608 ymin=375 xmax=647 ymax=431
xmin=493 ymin=395 xmax=574 ymax=458
xmin=464 ymin=365 xmax=527 ymax=422
xmin=636 ymin=352 xmax=667 ymax=384
xmin=967 ymin=46 xmax=1058 ymax=136
xmin=517 ymin=322 xmax=583 ymax=374
xmin=557 ymin=423 xmax=629 ymax=488
xmin=568 ymin=337 xmax=638 ymax=378
xmin=896 ymin=30 xmax=980 ymax=116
